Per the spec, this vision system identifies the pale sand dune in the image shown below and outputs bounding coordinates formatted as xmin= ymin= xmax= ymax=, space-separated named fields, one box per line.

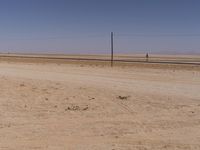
xmin=0 ymin=59 xmax=200 ymax=150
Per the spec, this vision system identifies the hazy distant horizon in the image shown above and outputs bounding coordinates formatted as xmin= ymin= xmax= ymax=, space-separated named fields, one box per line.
xmin=1 ymin=49 xmax=200 ymax=55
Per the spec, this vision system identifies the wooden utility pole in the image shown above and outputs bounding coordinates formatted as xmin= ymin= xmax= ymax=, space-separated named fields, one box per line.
xmin=111 ymin=32 xmax=114 ymax=67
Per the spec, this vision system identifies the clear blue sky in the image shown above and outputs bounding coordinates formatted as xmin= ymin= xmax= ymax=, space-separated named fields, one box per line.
xmin=0 ymin=0 xmax=200 ymax=54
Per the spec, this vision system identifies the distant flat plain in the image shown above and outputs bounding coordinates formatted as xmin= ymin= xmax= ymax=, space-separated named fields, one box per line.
xmin=1 ymin=53 xmax=200 ymax=62
xmin=0 ymin=54 xmax=200 ymax=150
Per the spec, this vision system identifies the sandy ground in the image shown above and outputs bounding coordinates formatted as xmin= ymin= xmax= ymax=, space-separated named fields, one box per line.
xmin=0 ymin=60 xmax=200 ymax=150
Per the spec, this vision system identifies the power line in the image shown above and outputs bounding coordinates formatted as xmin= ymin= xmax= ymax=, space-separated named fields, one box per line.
xmin=115 ymin=33 xmax=200 ymax=37
xmin=0 ymin=34 xmax=109 ymax=41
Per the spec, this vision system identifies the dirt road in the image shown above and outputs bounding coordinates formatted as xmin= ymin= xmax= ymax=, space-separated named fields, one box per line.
xmin=0 ymin=61 xmax=200 ymax=150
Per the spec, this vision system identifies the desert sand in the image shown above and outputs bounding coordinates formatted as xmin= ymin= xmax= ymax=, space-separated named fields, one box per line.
xmin=0 ymin=56 xmax=200 ymax=150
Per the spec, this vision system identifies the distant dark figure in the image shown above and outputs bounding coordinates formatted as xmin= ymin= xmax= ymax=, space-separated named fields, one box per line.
xmin=146 ymin=53 xmax=149 ymax=62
